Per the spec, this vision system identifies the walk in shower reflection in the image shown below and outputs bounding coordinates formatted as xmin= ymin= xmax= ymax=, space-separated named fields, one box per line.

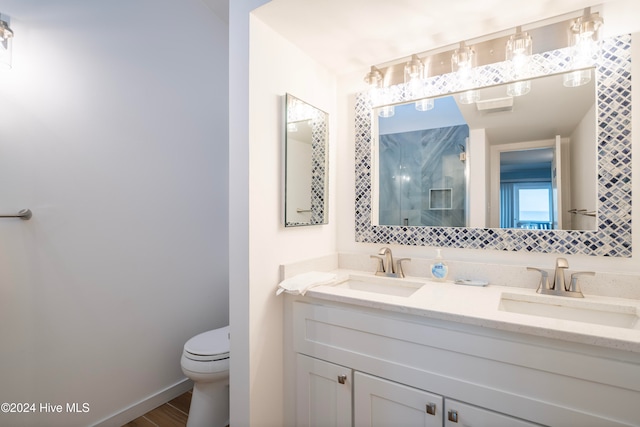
xmin=377 ymin=115 xmax=469 ymax=227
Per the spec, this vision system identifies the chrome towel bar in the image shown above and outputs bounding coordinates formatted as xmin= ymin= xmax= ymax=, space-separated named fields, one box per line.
xmin=0 ymin=209 xmax=32 ymax=220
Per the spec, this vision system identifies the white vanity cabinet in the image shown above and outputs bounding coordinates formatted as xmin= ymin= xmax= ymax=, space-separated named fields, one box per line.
xmin=288 ymin=297 xmax=640 ymax=427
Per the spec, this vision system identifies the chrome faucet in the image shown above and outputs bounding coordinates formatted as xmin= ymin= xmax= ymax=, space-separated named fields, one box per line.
xmin=370 ymin=247 xmax=410 ymax=278
xmin=527 ymin=257 xmax=593 ymax=298
xmin=553 ymin=257 xmax=569 ymax=292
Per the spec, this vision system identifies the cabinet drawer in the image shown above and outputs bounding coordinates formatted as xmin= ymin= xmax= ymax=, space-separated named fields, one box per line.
xmin=444 ymin=399 xmax=541 ymax=427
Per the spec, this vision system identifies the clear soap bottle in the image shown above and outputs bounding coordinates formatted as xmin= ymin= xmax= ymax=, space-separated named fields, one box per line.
xmin=430 ymin=249 xmax=449 ymax=281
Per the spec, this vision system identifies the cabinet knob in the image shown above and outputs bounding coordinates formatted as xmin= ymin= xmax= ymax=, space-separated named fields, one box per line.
xmin=448 ymin=409 xmax=459 ymax=423
xmin=426 ymin=402 xmax=437 ymax=415
xmin=337 ymin=374 xmax=347 ymax=384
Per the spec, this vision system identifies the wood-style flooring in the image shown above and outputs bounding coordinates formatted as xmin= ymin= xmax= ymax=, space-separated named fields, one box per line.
xmin=122 ymin=391 xmax=192 ymax=427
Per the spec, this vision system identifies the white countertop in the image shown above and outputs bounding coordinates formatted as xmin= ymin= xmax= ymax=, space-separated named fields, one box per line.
xmin=303 ymin=269 xmax=640 ymax=354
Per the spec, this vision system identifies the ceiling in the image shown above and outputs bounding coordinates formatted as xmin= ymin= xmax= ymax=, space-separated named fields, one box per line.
xmin=253 ymin=0 xmax=614 ymax=75
xmin=455 ymin=71 xmax=595 ymax=145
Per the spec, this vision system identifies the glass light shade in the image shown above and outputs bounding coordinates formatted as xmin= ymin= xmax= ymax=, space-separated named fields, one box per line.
xmin=459 ymin=90 xmax=480 ymax=105
xmin=415 ymin=98 xmax=434 ymax=111
xmin=364 ymin=66 xmax=383 ymax=105
xmin=506 ymin=29 xmax=532 ymax=82
xmin=567 ymin=9 xmax=603 ymax=77
xmin=507 ymin=80 xmax=531 ymax=97
xmin=404 ymin=55 xmax=424 ymax=100
xmin=452 ymin=44 xmax=477 ymax=92
xmin=378 ymin=105 xmax=395 ymax=118
xmin=0 ymin=18 xmax=13 ymax=70
xmin=563 ymin=69 xmax=591 ymax=87
xmin=506 ymin=31 xmax=532 ymax=66
xmin=451 ymin=44 xmax=476 ymax=72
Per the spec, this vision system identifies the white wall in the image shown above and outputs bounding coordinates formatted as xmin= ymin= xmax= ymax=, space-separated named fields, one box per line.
xmin=570 ymin=104 xmax=597 ymax=230
xmin=229 ymin=2 xmax=337 ymax=424
xmin=285 ymin=137 xmax=313 ymax=223
xmin=336 ymin=2 xmax=640 ymax=275
xmin=468 ymin=128 xmax=488 ymax=227
xmin=244 ymin=13 xmax=337 ymax=426
xmin=0 ymin=1 xmax=229 ymax=425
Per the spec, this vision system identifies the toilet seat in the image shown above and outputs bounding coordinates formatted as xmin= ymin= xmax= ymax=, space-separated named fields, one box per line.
xmin=183 ymin=326 xmax=230 ymax=362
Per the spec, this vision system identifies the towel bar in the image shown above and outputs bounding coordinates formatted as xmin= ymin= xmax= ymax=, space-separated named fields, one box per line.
xmin=0 ymin=209 xmax=32 ymax=220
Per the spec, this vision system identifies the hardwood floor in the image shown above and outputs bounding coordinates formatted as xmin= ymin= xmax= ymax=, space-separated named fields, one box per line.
xmin=122 ymin=391 xmax=192 ymax=427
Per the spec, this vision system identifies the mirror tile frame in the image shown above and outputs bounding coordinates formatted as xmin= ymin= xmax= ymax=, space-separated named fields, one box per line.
xmin=354 ymin=35 xmax=631 ymax=257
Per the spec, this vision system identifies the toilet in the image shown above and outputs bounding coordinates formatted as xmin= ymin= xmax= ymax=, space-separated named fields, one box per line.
xmin=181 ymin=326 xmax=230 ymax=427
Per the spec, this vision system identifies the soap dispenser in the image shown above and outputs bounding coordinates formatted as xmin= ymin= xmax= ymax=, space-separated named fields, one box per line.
xmin=430 ymin=249 xmax=449 ymax=281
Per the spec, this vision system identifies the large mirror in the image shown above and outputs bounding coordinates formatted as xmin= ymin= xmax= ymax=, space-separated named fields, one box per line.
xmin=355 ymin=34 xmax=632 ymax=257
xmin=372 ymin=71 xmax=596 ymax=231
xmin=284 ymin=94 xmax=329 ymax=227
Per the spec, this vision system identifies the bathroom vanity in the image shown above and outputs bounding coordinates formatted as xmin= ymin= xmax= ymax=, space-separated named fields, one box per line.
xmin=284 ymin=270 xmax=640 ymax=427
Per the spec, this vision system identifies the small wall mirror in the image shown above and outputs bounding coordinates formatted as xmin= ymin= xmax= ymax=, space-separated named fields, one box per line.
xmin=284 ymin=94 xmax=329 ymax=227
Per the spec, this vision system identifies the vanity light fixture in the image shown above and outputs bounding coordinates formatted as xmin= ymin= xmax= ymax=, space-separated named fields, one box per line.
xmin=564 ymin=7 xmax=603 ymax=87
xmin=451 ymin=42 xmax=479 ymax=104
xmin=363 ymin=7 xmax=604 ymax=107
xmin=505 ymin=26 xmax=532 ymax=97
xmin=0 ymin=14 xmax=14 ymax=70
xmin=364 ymin=65 xmax=394 ymax=117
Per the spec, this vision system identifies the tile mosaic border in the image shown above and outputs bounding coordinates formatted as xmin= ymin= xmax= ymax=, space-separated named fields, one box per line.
xmin=354 ymin=35 xmax=632 ymax=257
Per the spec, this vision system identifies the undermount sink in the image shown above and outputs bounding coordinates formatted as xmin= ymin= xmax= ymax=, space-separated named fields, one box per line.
xmin=335 ymin=274 xmax=423 ymax=297
xmin=499 ymin=292 xmax=640 ymax=330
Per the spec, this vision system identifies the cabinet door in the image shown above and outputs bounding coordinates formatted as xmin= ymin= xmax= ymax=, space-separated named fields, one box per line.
xmin=354 ymin=372 xmax=443 ymax=427
xmin=444 ymin=399 xmax=541 ymax=427
xmin=296 ymin=354 xmax=352 ymax=427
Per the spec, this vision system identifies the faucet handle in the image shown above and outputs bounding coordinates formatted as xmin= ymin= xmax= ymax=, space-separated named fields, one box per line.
xmin=569 ymin=271 xmax=594 ymax=295
xmin=370 ymin=255 xmax=385 ymax=274
xmin=527 ymin=267 xmax=550 ymax=293
xmin=395 ymin=258 xmax=410 ymax=278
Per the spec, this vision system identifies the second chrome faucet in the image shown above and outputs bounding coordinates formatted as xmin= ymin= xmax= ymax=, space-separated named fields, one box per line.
xmin=371 ymin=247 xmax=410 ymax=278
xmin=527 ymin=258 xmax=594 ymax=298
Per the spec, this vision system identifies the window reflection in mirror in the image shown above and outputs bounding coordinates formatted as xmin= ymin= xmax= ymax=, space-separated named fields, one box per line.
xmin=500 ymin=148 xmax=555 ymax=229
xmin=372 ymin=70 xmax=597 ymax=231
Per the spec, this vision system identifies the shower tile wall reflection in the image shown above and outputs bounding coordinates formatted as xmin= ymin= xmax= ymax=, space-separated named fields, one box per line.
xmin=379 ymin=125 xmax=468 ymax=227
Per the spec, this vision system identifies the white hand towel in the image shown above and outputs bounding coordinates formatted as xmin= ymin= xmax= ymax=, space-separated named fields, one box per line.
xmin=276 ymin=271 xmax=337 ymax=296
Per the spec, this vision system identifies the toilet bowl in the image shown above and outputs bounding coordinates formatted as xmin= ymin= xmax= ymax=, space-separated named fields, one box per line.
xmin=181 ymin=326 xmax=230 ymax=427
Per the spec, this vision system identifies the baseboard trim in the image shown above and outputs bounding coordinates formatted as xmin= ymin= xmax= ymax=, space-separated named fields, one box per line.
xmin=92 ymin=378 xmax=193 ymax=427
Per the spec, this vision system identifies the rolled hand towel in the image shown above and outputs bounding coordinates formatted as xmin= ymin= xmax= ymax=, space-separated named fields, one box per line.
xmin=276 ymin=271 xmax=337 ymax=296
